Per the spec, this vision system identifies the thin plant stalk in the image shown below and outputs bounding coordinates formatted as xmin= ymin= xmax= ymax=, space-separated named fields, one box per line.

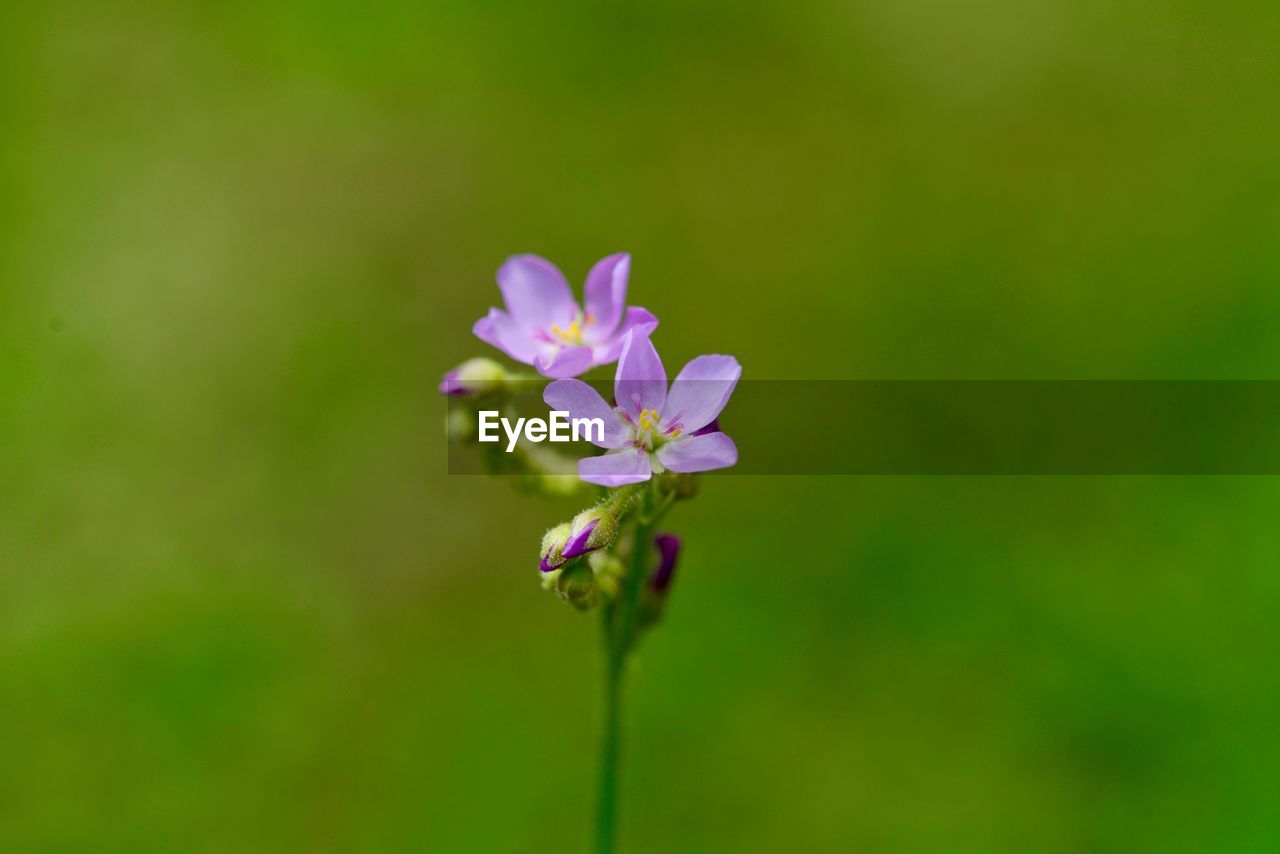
xmin=594 ymin=484 xmax=659 ymax=854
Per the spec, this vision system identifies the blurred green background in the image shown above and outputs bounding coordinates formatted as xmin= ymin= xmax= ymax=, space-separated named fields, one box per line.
xmin=3 ymin=0 xmax=1280 ymax=850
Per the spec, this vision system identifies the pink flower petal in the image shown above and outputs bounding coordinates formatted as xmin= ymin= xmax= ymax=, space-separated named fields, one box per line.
xmin=592 ymin=307 xmax=658 ymax=364
xmin=583 ymin=253 xmax=629 ymax=337
xmin=579 ymin=448 xmax=654 ymax=486
xmin=543 ymin=380 xmax=632 ymax=448
xmin=534 ymin=345 xmax=595 ymax=378
xmin=472 ymin=314 xmax=500 ymax=350
xmin=656 ymin=431 xmax=738 ymax=473
xmin=662 ymin=355 xmax=741 ymax=433
xmin=614 ymin=327 xmax=666 ymax=419
xmin=474 ymin=308 xmax=540 ymax=363
xmin=497 ymin=255 xmax=577 ymax=331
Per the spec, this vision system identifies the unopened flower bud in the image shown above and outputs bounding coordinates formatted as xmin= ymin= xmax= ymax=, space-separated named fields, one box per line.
xmin=588 ymin=551 xmax=625 ymax=600
xmin=638 ymin=533 xmax=682 ymax=629
xmin=524 ymin=473 xmax=583 ymax=497
xmin=539 ymin=522 xmax=573 ymax=573
xmin=438 ymin=357 xmax=507 ymax=396
xmin=649 ymin=533 xmax=681 ymax=594
xmin=555 ymin=562 xmax=599 ymax=610
xmin=562 ymin=488 xmax=637 ymax=560
xmin=446 ymin=407 xmax=475 ymax=441
xmin=561 ymin=508 xmax=619 ymax=560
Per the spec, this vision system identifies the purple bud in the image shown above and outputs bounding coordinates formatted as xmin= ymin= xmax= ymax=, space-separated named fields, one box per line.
xmin=539 ymin=522 xmax=573 ymax=573
xmin=561 ymin=504 xmax=622 ymax=560
xmin=555 ymin=562 xmax=600 ymax=610
xmin=649 ymin=533 xmax=681 ymax=593
xmin=438 ymin=357 xmax=506 ymax=397
xmin=561 ymin=518 xmax=600 ymax=559
xmin=438 ymin=370 xmax=464 ymax=395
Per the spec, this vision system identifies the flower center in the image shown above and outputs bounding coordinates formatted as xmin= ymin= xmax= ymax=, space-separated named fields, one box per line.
xmin=631 ymin=408 xmax=681 ymax=451
xmin=548 ymin=313 xmax=592 ymax=346
xmin=637 ymin=409 xmax=660 ymax=432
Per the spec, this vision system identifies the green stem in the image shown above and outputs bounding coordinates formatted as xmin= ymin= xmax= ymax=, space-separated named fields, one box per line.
xmin=594 ymin=485 xmax=658 ymax=854
xmin=595 ymin=613 xmax=623 ymax=854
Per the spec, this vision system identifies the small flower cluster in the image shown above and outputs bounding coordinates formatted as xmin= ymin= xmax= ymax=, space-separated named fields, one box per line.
xmin=441 ymin=252 xmax=740 ymax=621
xmin=440 ymin=253 xmax=740 ymax=851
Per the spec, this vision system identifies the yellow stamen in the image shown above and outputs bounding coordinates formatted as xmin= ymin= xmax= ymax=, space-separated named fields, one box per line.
xmin=549 ymin=316 xmax=585 ymax=345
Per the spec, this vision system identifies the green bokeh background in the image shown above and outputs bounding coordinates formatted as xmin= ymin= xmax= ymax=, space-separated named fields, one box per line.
xmin=3 ymin=1 xmax=1280 ymax=850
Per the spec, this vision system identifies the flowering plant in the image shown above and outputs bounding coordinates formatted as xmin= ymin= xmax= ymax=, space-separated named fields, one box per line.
xmin=442 ymin=254 xmax=740 ymax=852
xmin=472 ymin=253 xmax=658 ymax=378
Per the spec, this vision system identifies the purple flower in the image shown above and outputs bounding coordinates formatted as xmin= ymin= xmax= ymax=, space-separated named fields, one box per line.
xmin=473 ymin=253 xmax=659 ymax=379
xmin=650 ymin=533 xmax=681 ymax=593
xmin=543 ymin=328 xmax=741 ymax=486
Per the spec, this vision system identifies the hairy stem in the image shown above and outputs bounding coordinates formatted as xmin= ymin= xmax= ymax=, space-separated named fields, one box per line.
xmin=595 ymin=484 xmax=658 ymax=854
